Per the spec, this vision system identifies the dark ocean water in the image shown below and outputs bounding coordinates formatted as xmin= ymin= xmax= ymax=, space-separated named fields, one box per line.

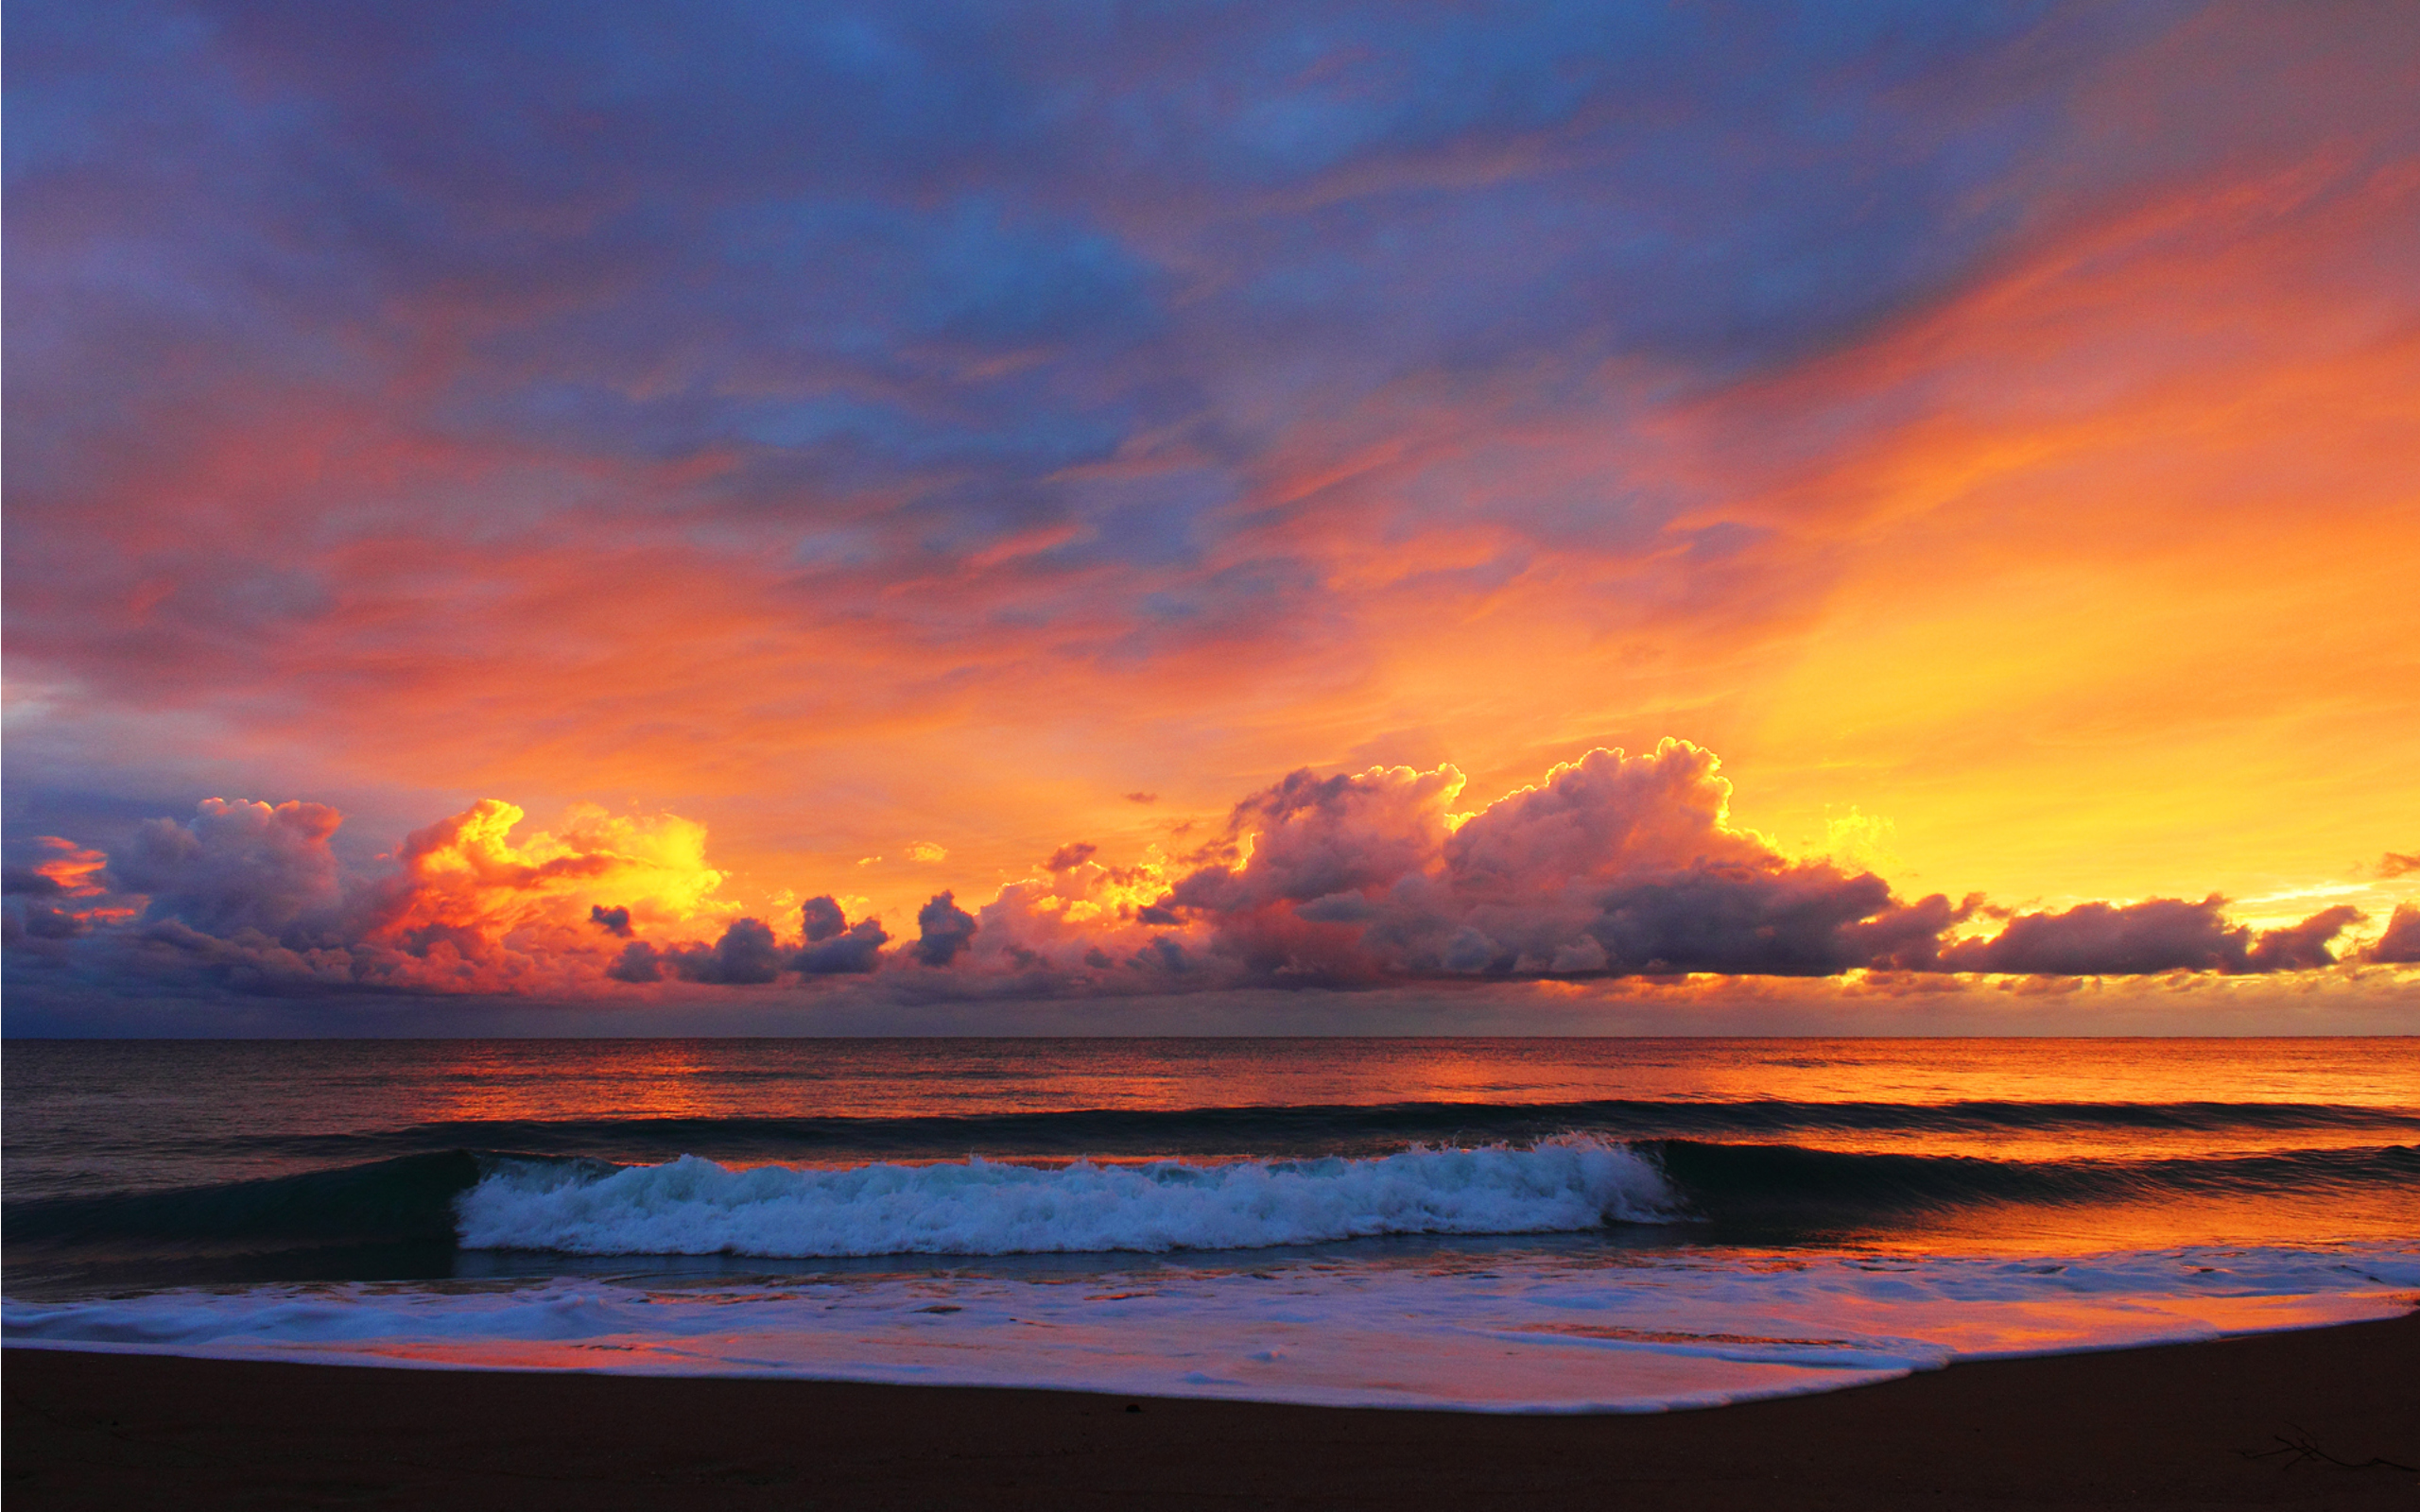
xmin=7 ymin=1038 xmax=2414 ymax=1410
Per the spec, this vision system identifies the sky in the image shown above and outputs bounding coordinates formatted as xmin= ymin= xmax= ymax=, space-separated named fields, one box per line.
xmin=5 ymin=0 xmax=2416 ymax=1034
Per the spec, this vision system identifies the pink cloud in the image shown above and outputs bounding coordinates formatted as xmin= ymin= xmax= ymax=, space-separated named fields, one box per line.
xmin=15 ymin=740 xmax=2382 ymax=1013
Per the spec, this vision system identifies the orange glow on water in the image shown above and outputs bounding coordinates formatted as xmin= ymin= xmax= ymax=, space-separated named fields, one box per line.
xmin=308 ymin=1037 xmax=2420 ymax=1129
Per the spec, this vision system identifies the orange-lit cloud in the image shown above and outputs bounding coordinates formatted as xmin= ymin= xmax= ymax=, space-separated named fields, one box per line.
xmin=5 ymin=837 xmax=110 ymax=899
xmin=371 ymin=800 xmax=728 ymax=944
xmin=5 ymin=797 xmax=741 ymax=998
xmin=14 ymin=740 xmax=2400 ymax=1022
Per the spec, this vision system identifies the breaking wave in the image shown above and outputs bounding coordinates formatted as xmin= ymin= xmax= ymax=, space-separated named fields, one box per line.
xmin=453 ymin=1138 xmax=1680 ymax=1258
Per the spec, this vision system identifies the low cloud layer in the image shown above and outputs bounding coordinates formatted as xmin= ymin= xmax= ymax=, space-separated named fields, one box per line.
xmin=610 ymin=897 xmax=891 ymax=985
xmin=1104 ymin=744 xmax=2369 ymax=985
xmin=7 ymin=741 xmax=2406 ymax=1014
xmin=3 ymin=799 xmax=730 ymax=997
xmin=1148 ymin=748 xmax=1966 ymax=981
xmin=1932 ymin=898 xmax=2365 ymax=976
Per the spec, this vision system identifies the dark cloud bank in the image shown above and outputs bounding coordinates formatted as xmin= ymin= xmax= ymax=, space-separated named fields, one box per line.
xmin=6 ymin=744 xmax=2408 ymax=1021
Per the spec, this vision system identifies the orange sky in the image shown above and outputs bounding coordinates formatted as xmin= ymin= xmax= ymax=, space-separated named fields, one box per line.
xmin=6 ymin=0 xmax=2414 ymax=1027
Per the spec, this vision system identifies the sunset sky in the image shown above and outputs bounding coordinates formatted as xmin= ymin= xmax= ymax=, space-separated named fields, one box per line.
xmin=6 ymin=0 xmax=2415 ymax=1033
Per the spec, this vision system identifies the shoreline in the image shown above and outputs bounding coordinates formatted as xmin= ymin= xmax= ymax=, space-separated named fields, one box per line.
xmin=9 ymin=1312 xmax=2415 ymax=1509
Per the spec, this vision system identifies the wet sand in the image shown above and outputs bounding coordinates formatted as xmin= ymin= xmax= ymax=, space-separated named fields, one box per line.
xmin=7 ymin=1312 xmax=2416 ymax=1509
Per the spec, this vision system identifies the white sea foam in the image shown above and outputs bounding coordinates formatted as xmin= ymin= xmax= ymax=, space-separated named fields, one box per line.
xmin=9 ymin=1244 xmax=2414 ymax=1412
xmin=452 ymin=1138 xmax=1679 ymax=1258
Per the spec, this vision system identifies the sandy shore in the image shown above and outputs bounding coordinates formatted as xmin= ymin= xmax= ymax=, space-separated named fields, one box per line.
xmin=7 ymin=1313 xmax=2415 ymax=1509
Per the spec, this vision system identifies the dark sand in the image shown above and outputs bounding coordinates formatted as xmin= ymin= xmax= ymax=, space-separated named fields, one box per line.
xmin=8 ymin=1313 xmax=2416 ymax=1510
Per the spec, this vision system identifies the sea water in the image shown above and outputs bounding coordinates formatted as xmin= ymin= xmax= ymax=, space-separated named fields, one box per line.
xmin=5 ymin=1038 xmax=2415 ymax=1410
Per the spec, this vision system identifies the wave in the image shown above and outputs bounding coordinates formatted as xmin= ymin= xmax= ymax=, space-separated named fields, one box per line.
xmin=7 ymin=1136 xmax=2413 ymax=1278
xmin=1657 ymin=1141 xmax=2420 ymax=1225
xmin=189 ymin=1098 xmax=2420 ymax=1168
xmin=3 ymin=1151 xmax=482 ymax=1256
xmin=454 ymin=1138 xmax=1680 ymax=1258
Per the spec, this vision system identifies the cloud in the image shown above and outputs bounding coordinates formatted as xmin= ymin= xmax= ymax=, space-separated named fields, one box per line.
xmin=800 ymin=895 xmax=847 ymax=942
xmin=2368 ymin=904 xmax=2420 ymax=965
xmin=9 ymin=741 xmax=2405 ymax=1012
xmin=1934 ymin=896 xmax=2361 ymax=976
xmin=589 ymin=895 xmax=890 ymax=981
xmin=1166 ymin=763 xmax=1460 ymax=920
xmin=2377 ymin=850 xmax=2420 ymax=879
xmin=927 ymin=742 xmax=2382 ymax=988
xmin=1045 ymin=842 xmax=1098 ymax=872
xmin=9 ymin=796 xmax=735 ymax=998
xmin=795 ymin=919 xmax=890 ymax=975
xmin=913 ymin=892 xmax=978 ymax=967
xmin=1142 ymin=742 xmax=1972 ymax=982
xmin=794 ymin=896 xmax=890 ymax=974
xmin=906 ymin=842 xmax=949 ymax=864
xmin=2244 ymin=904 xmax=2364 ymax=972
xmin=643 ymin=918 xmax=784 ymax=986
xmin=108 ymin=799 xmax=346 ymax=938
xmin=5 ymin=838 xmax=110 ymax=899
xmin=2 ymin=902 xmax=91 ymax=941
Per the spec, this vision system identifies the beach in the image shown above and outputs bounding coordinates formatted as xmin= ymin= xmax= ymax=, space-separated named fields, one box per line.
xmin=10 ymin=1040 xmax=2414 ymax=1503
xmin=8 ymin=1312 xmax=2415 ymax=1510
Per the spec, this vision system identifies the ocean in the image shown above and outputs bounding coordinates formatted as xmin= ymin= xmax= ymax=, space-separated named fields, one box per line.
xmin=5 ymin=1037 xmax=2414 ymax=1411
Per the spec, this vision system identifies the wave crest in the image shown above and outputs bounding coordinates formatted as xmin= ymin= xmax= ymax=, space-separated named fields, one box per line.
xmin=452 ymin=1137 xmax=1678 ymax=1258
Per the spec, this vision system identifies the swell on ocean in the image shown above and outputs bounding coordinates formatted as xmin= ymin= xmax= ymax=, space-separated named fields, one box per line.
xmin=6 ymin=1040 xmax=2416 ymax=1411
xmin=9 ymin=1096 xmax=2419 ymax=1283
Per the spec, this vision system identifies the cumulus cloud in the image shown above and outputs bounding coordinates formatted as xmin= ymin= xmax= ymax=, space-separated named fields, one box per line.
xmin=2368 ymin=904 xmax=2420 ymax=965
xmin=800 ymin=895 xmax=847 ymax=942
xmin=367 ymin=800 xmax=725 ymax=945
xmin=794 ymin=896 xmax=890 ymax=974
xmin=2244 ymin=904 xmax=2364 ymax=972
xmin=795 ymin=920 xmax=889 ymax=975
xmin=919 ymin=742 xmax=2376 ymax=988
xmin=12 ymin=743 xmax=2404 ymax=1008
xmin=1140 ymin=743 xmax=1970 ymax=981
xmin=1933 ymin=896 xmax=2361 ymax=975
xmin=2 ymin=788 xmax=942 ymax=1000
xmin=1936 ymin=896 xmax=2247 ymax=975
xmin=108 ymin=799 xmax=346 ymax=938
xmin=913 ymin=892 xmax=978 ymax=966
xmin=592 ymin=893 xmax=892 ymax=983
xmin=602 ymin=942 xmax=658 ymax=984
xmin=4 ymin=797 xmax=743 ymax=997
xmin=696 ymin=920 xmax=785 ymax=984
xmin=596 ymin=896 xmax=892 ymax=981
xmin=629 ymin=918 xmax=785 ymax=986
